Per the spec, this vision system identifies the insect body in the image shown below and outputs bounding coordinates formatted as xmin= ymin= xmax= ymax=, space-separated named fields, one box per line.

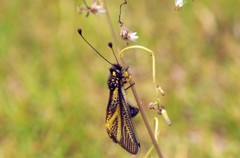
xmin=106 ymin=64 xmax=140 ymax=154
xmin=78 ymin=29 xmax=140 ymax=154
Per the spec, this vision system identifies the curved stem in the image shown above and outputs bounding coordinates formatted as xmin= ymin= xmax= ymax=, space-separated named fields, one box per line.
xmin=119 ymin=45 xmax=156 ymax=85
xmin=118 ymin=0 xmax=127 ymax=24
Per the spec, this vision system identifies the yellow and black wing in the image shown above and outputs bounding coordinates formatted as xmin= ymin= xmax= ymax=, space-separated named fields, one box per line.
xmin=105 ymin=87 xmax=140 ymax=154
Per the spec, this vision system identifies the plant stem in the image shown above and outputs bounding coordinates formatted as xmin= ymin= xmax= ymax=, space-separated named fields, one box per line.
xmin=127 ymin=80 xmax=164 ymax=158
xmin=103 ymin=0 xmax=120 ymax=52
xmin=103 ymin=0 xmax=164 ymax=157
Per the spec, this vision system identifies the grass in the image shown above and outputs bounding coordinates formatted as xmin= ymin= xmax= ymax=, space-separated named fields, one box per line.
xmin=0 ymin=0 xmax=240 ymax=157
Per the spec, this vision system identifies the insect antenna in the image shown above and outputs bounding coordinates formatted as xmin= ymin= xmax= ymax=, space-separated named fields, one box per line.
xmin=78 ymin=28 xmax=113 ymax=65
xmin=108 ymin=42 xmax=119 ymax=65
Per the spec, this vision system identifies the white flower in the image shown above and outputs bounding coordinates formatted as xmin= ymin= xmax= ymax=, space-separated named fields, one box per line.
xmin=175 ymin=0 xmax=185 ymax=8
xmin=89 ymin=1 xmax=106 ymax=14
xmin=174 ymin=0 xmax=194 ymax=11
xmin=77 ymin=0 xmax=106 ymax=17
xmin=120 ymin=23 xmax=139 ymax=45
xmin=174 ymin=0 xmax=185 ymax=11
xmin=129 ymin=32 xmax=139 ymax=42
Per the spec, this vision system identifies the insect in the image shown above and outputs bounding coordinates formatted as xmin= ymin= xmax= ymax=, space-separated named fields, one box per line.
xmin=78 ymin=28 xmax=140 ymax=154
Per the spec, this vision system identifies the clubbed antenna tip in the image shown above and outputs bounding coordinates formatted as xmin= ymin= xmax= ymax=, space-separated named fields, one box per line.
xmin=108 ymin=42 xmax=113 ymax=48
xmin=108 ymin=42 xmax=119 ymax=64
xmin=78 ymin=28 xmax=82 ymax=36
xmin=77 ymin=28 xmax=113 ymax=66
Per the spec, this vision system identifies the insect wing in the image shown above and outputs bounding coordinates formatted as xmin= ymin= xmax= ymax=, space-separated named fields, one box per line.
xmin=119 ymin=88 xmax=140 ymax=154
xmin=105 ymin=87 xmax=122 ymax=144
xmin=105 ymin=87 xmax=139 ymax=154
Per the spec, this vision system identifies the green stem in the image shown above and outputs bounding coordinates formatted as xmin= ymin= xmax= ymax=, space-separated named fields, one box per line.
xmin=119 ymin=45 xmax=156 ymax=85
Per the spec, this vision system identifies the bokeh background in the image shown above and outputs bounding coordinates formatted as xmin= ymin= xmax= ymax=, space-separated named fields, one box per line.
xmin=1 ymin=0 xmax=240 ymax=157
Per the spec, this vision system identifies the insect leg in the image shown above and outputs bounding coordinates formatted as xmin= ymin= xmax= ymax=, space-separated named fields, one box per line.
xmin=124 ymin=82 xmax=135 ymax=91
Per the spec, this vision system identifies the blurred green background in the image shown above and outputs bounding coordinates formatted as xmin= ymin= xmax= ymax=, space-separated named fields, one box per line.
xmin=0 ymin=0 xmax=240 ymax=157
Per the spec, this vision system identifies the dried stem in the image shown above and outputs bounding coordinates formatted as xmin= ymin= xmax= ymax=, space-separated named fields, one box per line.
xmin=118 ymin=0 xmax=127 ymax=24
xmin=120 ymin=46 xmax=171 ymax=126
xmin=103 ymin=0 xmax=164 ymax=157
xmin=144 ymin=117 xmax=160 ymax=158
xmin=82 ymin=0 xmax=89 ymax=8
xmin=103 ymin=0 xmax=120 ymax=51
